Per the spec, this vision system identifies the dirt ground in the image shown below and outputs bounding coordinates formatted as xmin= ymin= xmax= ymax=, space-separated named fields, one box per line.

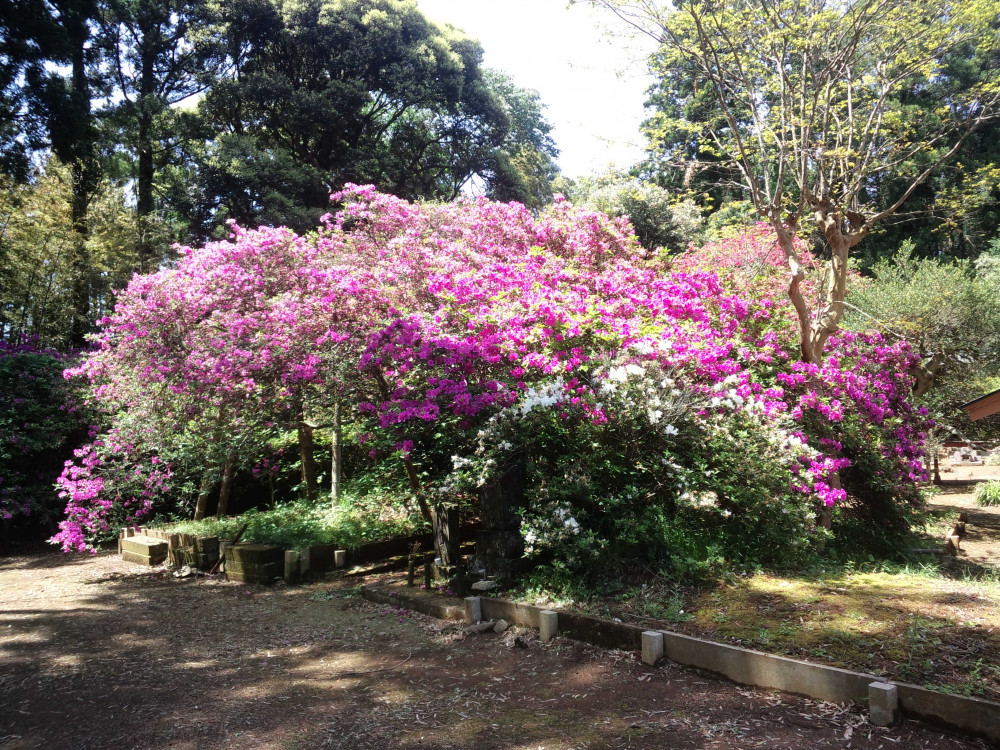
xmin=926 ymin=467 xmax=1000 ymax=569
xmin=0 ymin=552 xmax=992 ymax=750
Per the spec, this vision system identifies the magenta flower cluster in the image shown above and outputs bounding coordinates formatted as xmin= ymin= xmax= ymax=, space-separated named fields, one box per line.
xmin=51 ymin=186 xmax=930 ymax=552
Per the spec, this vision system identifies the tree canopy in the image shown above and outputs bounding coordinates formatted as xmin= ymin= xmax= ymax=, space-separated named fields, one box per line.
xmin=589 ymin=0 xmax=1000 ymax=363
xmin=0 ymin=0 xmax=561 ymax=347
xmin=198 ymin=0 xmax=559 ymax=231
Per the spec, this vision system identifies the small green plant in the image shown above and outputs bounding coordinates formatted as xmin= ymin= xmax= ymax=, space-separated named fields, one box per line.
xmin=639 ymin=592 xmax=694 ymax=622
xmin=975 ymin=480 xmax=1000 ymax=507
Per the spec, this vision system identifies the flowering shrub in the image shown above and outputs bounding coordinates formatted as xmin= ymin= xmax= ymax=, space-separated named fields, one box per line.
xmin=52 ymin=425 xmax=173 ymax=552
xmin=53 ymin=187 xmax=930 ymax=568
xmin=0 ymin=339 xmax=89 ymax=524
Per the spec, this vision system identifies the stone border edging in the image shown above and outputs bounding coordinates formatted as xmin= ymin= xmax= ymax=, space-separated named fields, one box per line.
xmin=360 ymin=583 xmax=1000 ymax=745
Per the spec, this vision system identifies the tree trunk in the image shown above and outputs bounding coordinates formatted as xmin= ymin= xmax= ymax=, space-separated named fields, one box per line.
xmin=136 ymin=18 xmax=156 ymax=273
xmin=67 ymin=11 xmax=94 ymax=349
xmin=298 ymin=420 xmax=319 ymax=501
xmin=772 ymin=222 xmax=814 ymax=362
xmin=194 ymin=470 xmax=214 ymax=521
xmin=432 ymin=503 xmax=459 ymax=566
xmin=216 ymin=455 xmax=235 ymax=518
xmin=403 ymin=458 xmax=432 ymax=523
xmin=810 ymin=225 xmax=851 ymax=362
xmin=330 ymin=401 xmax=342 ymax=505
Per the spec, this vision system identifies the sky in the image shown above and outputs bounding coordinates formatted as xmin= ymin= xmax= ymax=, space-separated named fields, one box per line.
xmin=414 ymin=0 xmax=658 ymax=180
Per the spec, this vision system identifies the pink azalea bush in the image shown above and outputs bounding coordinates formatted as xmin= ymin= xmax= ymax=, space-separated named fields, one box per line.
xmin=52 ymin=187 xmax=930 ymax=567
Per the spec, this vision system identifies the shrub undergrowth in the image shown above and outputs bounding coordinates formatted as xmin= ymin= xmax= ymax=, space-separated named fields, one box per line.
xmin=156 ymin=492 xmax=428 ymax=551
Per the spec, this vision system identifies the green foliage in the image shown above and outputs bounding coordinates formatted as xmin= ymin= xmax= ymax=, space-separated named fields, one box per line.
xmin=0 ymin=345 xmax=89 ymax=521
xmin=0 ymin=159 xmax=164 ymax=349
xmin=455 ymin=370 xmax=826 ymax=582
xmin=158 ymin=491 xmax=428 ymax=550
xmin=200 ymin=0 xmax=559 ymax=230
xmin=844 ymin=243 xmax=1000 ymax=436
xmin=975 ymin=481 xmax=1000 ymax=508
xmin=593 ymin=0 xmax=1000 ymax=361
xmin=568 ymin=172 xmax=702 ymax=251
xmin=630 ymin=0 xmax=1000 ymax=231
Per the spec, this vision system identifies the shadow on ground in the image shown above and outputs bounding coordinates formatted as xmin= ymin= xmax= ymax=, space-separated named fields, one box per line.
xmin=0 ymin=552 xmax=990 ymax=749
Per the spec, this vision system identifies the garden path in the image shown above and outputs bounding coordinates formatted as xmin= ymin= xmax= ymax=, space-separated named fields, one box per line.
xmin=927 ymin=467 xmax=1000 ymax=569
xmin=0 ymin=551 xmax=991 ymax=749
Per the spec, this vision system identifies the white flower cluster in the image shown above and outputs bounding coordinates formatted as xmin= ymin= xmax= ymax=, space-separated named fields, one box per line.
xmin=517 ymin=376 xmax=566 ymax=416
xmin=593 ymin=360 xmax=691 ymax=436
xmin=521 ymin=501 xmax=582 ymax=556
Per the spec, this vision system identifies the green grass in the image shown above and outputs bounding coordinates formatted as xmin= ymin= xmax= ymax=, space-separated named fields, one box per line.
xmin=153 ymin=492 xmax=429 ymax=550
xmin=975 ymin=480 xmax=1000 ymax=507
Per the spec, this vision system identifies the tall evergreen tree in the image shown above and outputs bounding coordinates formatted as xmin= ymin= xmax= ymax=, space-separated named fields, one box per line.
xmin=96 ymin=0 xmax=226 ymax=270
xmin=27 ymin=0 xmax=102 ymax=346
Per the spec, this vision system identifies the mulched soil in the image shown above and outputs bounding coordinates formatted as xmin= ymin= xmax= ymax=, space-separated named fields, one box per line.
xmin=0 ymin=551 xmax=992 ymax=749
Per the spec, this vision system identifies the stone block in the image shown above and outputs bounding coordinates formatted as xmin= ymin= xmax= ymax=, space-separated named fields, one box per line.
xmin=642 ymin=630 xmax=664 ymax=666
xmin=227 ymin=543 xmax=283 ymax=565
xmin=480 ymin=599 xmax=541 ymax=630
xmin=539 ymin=609 xmax=558 ymax=642
xmin=661 ymin=630 xmax=873 ymax=704
xmin=334 ymin=549 xmax=347 ymax=568
xmin=307 ymin=543 xmax=337 ymax=571
xmin=224 ymin=561 xmax=283 ymax=584
xmin=465 ymin=596 xmax=482 ymax=625
xmin=194 ymin=536 xmax=219 ymax=556
xmin=284 ymin=550 xmax=300 ymax=583
xmin=870 ymin=682 xmax=898 ymax=726
xmin=432 ymin=563 xmax=457 ymax=582
xmin=225 ymin=544 xmax=283 ymax=584
xmin=121 ymin=536 xmax=168 ymax=566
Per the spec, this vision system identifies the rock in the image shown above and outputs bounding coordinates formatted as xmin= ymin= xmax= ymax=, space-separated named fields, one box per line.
xmin=493 ymin=619 xmax=509 ymax=633
xmin=172 ymin=565 xmax=194 ymax=578
xmin=471 ymin=580 xmax=497 ymax=592
xmin=462 ymin=621 xmax=496 ymax=635
xmin=514 ymin=636 xmax=529 ymax=649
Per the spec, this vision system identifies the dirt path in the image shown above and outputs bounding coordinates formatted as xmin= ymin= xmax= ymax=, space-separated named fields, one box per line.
xmin=0 ymin=552 xmax=991 ymax=750
xmin=926 ymin=467 xmax=1000 ymax=569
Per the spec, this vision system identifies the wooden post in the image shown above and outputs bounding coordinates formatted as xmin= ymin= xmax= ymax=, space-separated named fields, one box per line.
xmin=432 ymin=503 xmax=460 ymax=566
